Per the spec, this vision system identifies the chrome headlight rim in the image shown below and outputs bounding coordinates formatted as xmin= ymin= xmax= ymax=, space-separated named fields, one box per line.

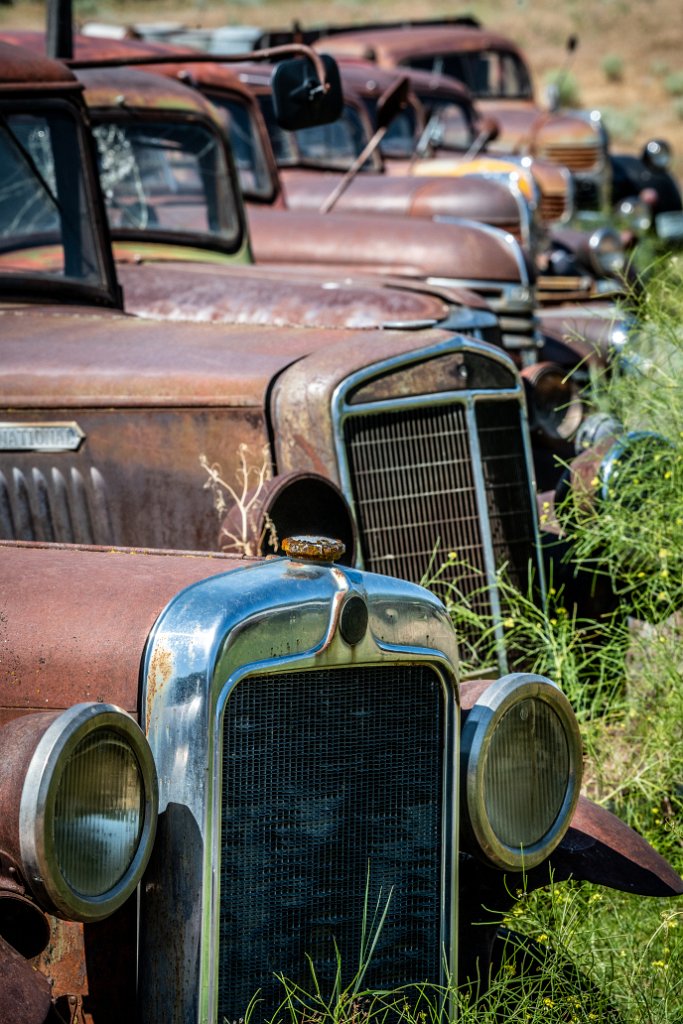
xmin=643 ymin=138 xmax=671 ymax=172
xmin=462 ymin=673 xmax=583 ymax=871
xmin=588 ymin=226 xmax=626 ymax=277
xmin=19 ymin=703 xmax=158 ymax=922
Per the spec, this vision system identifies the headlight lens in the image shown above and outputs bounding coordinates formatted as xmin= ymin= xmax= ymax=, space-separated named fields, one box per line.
xmin=20 ymin=703 xmax=158 ymax=921
xmin=588 ymin=226 xmax=626 ymax=277
xmin=462 ymin=674 xmax=582 ymax=870
xmin=54 ymin=728 xmax=145 ymax=897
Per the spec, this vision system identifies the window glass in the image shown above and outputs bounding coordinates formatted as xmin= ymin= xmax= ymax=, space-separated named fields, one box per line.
xmin=0 ymin=109 xmax=106 ymax=288
xmin=93 ymin=119 xmax=240 ymax=245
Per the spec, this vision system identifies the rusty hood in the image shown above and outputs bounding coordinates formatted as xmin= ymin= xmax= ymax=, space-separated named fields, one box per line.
xmin=0 ymin=542 xmax=247 ymax=717
xmin=249 ymin=206 xmax=524 ymax=282
xmin=0 ymin=305 xmax=452 ymax=408
xmin=113 ymin=258 xmax=451 ymax=328
xmin=279 ymin=169 xmax=522 ymax=234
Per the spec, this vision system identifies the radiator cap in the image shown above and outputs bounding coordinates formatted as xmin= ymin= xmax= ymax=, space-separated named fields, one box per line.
xmin=282 ymin=535 xmax=346 ymax=563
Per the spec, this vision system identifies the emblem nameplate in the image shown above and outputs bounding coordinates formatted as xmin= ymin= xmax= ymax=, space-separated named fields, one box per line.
xmin=0 ymin=422 xmax=85 ymax=452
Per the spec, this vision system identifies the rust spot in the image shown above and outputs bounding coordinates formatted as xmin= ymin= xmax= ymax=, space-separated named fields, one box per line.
xmin=146 ymin=644 xmax=174 ymax=733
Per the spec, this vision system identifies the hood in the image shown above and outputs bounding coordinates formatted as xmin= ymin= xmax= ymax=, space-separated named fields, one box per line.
xmin=249 ymin=207 xmax=525 ymax=283
xmin=114 ymin=259 xmax=451 ymax=328
xmin=279 ymin=169 xmax=522 ymax=234
xmin=0 ymin=306 xmax=453 ymax=409
xmin=0 ymin=542 xmax=243 ymax=715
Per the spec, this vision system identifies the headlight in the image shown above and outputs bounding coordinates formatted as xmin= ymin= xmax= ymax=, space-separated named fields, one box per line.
xmin=617 ymin=197 xmax=653 ymax=234
xmin=19 ymin=703 xmax=158 ymax=921
xmin=642 ymin=138 xmax=671 ymax=172
xmin=523 ymin=361 xmax=585 ymax=441
xmin=588 ymin=226 xmax=626 ymax=277
xmin=461 ymin=674 xmax=582 ymax=870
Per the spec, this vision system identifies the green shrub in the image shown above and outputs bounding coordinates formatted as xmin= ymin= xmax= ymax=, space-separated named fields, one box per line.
xmin=664 ymin=72 xmax=683 ymax=97
xmin=544 ymin=68 xmax=581 ymax=109
xmin=600 ymin=104 xmax=642 ymax=143
xmin=601 ymin=53 xmax=624 ymax=83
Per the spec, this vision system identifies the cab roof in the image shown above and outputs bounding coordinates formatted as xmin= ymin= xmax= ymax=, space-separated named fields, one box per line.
xmin=0 ymin=39 xmax=81 ymax=92
xmin=315 ymin=25 xmax=523 ymax=64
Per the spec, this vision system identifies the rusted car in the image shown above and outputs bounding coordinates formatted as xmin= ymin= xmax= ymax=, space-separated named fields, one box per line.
xmin=308 ymin=22 xmax=611 ymax=213
xmin=3 ymin=540 xmax=682 ymax=1024
xmin=0 ymin=39 xmax=557 ymax=653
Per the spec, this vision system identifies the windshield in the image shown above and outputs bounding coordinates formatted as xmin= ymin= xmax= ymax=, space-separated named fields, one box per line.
xmin=0 ymin=105 xmax=109 ymax=294
xmin=206 ymin=92 xmax=274 ymax=201
xmin=259 ymin=95 xmax=378 ymax=171
xmin=92 ymin=117 xmax=241 ymax=248
xmin=404 ymin=50 xmax=532 ymax=99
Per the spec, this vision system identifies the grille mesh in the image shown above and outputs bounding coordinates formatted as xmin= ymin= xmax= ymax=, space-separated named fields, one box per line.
xmin=218 ymin=666 xmax=444 ymax=1022
xmin=343 ymin=399 xmax=536 ymax=642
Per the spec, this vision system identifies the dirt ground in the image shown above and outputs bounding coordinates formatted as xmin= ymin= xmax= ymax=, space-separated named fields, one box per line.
xmin=4 ymin=0 xmax=683 ymax=178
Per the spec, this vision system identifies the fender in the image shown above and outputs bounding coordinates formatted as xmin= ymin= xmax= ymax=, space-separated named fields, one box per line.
xmin=0 ymin=934 xmax=51 ymax=1024
xmin=547 ymin=795 xmax=683 ymax=897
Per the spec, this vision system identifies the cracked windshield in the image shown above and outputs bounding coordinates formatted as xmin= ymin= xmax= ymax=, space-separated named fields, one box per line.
xmin=0 ymin=110 xmax=104 ymax=286
xmin=92 ymin=119 xmax=240 ymax=245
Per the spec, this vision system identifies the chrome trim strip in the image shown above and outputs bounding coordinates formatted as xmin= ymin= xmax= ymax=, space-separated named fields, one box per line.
xmin=431 ymin=217 xmax=531 ymax=287
xmin=465 ymin=401 xmax=508 ymax=674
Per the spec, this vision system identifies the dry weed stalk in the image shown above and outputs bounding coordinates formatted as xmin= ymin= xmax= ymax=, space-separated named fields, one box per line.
xmin=199 ymin=444 xmax=278 ymax=556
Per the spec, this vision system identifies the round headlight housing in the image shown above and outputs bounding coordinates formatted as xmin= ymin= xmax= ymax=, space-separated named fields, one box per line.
xmin=617 ymin=197 xmax=653 ymax=235
xmin=523 ymin=361 xmax=585 ymax=441
xmin=19 ymin=703 xmax=158 ymax=921
xmin=461 ymin=674 xmax=582 ymax=870
xmin=588 ymin=226 xmax=626 ymax=277
xmin=643 ymin=138 xmax=671 ymax=172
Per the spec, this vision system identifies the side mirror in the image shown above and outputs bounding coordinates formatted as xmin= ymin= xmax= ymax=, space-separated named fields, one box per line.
xmin=271 ymin=54 xmax=343 ymax=130
xmin=375 ymin=76 xmax=411 ymax=131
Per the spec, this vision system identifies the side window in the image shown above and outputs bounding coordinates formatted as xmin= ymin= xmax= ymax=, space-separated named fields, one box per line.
xmin=0 ymin=116 xmax=61 ymax=249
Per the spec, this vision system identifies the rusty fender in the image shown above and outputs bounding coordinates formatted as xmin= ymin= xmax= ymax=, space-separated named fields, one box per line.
xmin=0 ymin=934 xmax=51 ymax=1024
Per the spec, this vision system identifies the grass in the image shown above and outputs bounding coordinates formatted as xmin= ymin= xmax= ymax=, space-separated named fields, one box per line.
xmin=240 ymin=259 xmax=683 ymax=1024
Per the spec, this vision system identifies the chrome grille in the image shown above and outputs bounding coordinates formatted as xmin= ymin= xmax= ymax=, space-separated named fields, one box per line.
xmin=0 ymin=465 xmax=112 ymax=544
xmin=343 ymin=398 xmax=537 ymax=648
xmin=538 ymin=143 xmax=600 ymax=172
xmin=540 ymin=193 xmax=568 ymax=223
xmin=218 ymin=665 xmax=444 ymax=1022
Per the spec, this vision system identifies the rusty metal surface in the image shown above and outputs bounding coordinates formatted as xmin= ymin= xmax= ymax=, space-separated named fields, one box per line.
xmin=0 ymin=309 xmax=335 ymax=407
xmin=280 ymin=169 xmax=521 ymax=229
xmin=552 ymin=795 xmax=683 ymax=897
xmin=315 ymin=24 xmax=525 ymax=66
xmin=0 ymin=39 xmax=79 ymax=91
xmin=0 ymin=934 xmax=51 ymax=1024
xmin=539 ymin=303 xmax=616 ymax=366
xmin=115 ymin=259 xmax=450 ymax=327
xmin=270 ymin=326 xmax=452 ymax=481
xmin=249 ymin=206 xmax=521 ymax=281
xmin=0 ymin=543 xmax=247 ymax=716
xmin=76 ymin=64 xmax=223 ymax=122
xmin=282 ymin=535 xmax=346 ymax=562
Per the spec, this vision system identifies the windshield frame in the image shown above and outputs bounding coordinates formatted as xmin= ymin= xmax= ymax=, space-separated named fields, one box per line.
xmin=89 ymin=106 xmax=247 ymax=258
xmin=259 ymin=92 xmax=383 ymax=173
xmin=203 ymin=86 xmax=279 ymax=206
xmin=0 ymin=96 xmax=121 ymax=308
xmin=401 ymin=49 xmax=533 ymax=101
